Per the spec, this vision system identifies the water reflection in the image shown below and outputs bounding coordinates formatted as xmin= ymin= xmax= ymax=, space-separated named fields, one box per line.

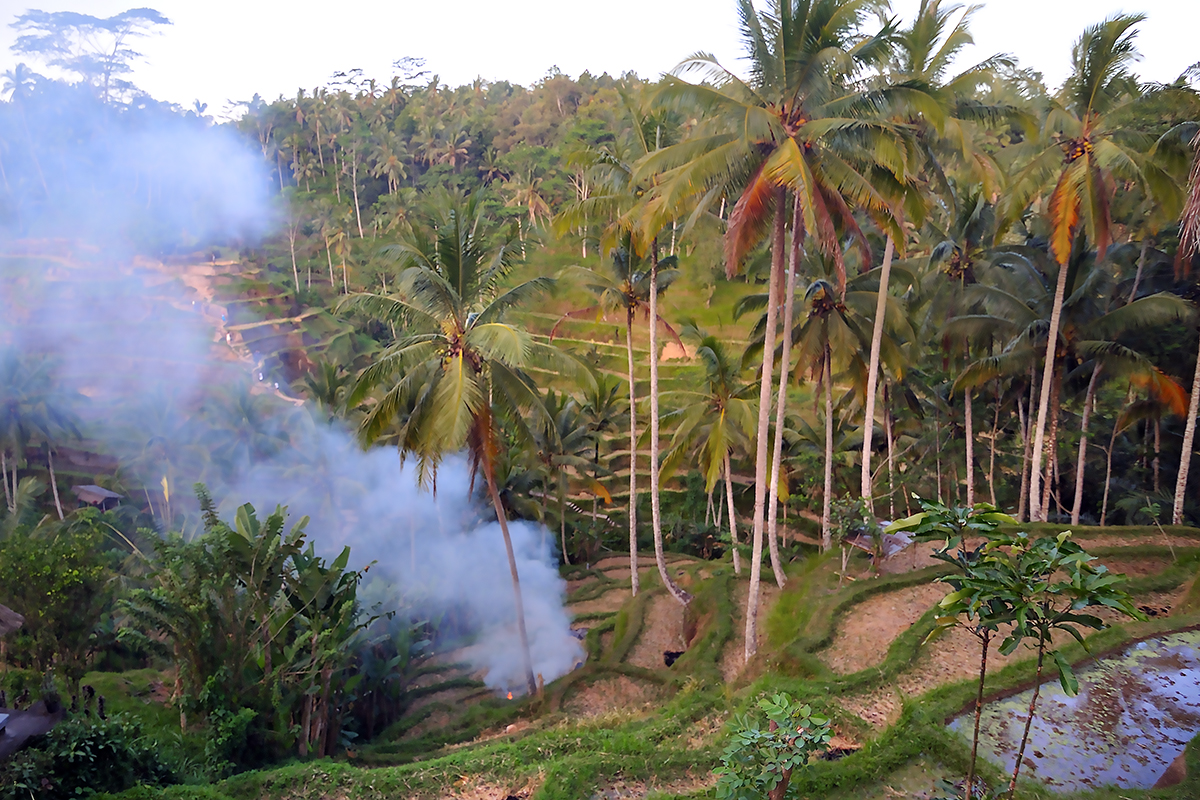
xmin=949 ymin=630 xmax=1200 ymax=792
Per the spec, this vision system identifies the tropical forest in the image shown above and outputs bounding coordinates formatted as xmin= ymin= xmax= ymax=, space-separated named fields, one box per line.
xmin=3 ymin=1 xmax=1200 ymax=799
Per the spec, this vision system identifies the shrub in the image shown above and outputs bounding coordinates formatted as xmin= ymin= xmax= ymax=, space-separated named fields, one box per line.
xmin=0 ymin=714 xmax=174 ymax=799
xmin=714 ymin=692 xmax=832 ymax=800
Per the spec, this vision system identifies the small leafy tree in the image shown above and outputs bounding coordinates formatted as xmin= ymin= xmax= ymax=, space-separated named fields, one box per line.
xmin=889 ymin=498 xmax=1017 ymax=800
xmin=0 ymin=516 xmax=113 ymax=693
xmin=830 ymin=496 xmax=880 ymax=578
xmin=714 ymin=693 xmax=832 ymax=800
xmin=989 ymin=531 xmax=1143 ymax=799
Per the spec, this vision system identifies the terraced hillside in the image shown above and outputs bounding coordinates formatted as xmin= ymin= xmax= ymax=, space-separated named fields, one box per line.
xmin=109 ymin=524 xmax=1200 ymax=800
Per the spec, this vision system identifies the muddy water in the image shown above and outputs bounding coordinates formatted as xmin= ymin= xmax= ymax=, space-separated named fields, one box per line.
xmin=949 ymin=630 xmax=1200 ymax=792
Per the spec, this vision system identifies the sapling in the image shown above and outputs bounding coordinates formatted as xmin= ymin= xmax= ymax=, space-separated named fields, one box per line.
xmin=714 ymin=692 xmax=832 ymax=800
xmin=888 ymin=497 xmax=1016 ymax=800
xmin=987 ymin=531 xmax=1143 ymax=800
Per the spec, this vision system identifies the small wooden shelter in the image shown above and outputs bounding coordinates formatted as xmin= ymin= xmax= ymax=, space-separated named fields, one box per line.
xmin=71 ymin=485 xmax=123 ymax=511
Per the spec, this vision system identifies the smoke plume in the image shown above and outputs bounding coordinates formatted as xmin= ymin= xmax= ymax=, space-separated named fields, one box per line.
xmin=0 ymin=79 xmax=581 ymax=691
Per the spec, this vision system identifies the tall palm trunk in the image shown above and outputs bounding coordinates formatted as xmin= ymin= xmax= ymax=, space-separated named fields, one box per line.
xmin=287 ymin=224 xmax=300 ymax=292
xmin=47 ymin=447 xmax=64 ymax=520
xmin=860 ymin=236 xmax=895 ymax=509
xmin=766 ymin=198 xmax=802 ymax=589
xmin=965 ymin=385 xmax=975 ymax=507
xmin=821 ymin=347 xmax=835 ymax=549
xmin=745 ymin=190 xmax=786 ymax=661
xmin=724 ymin=451 xmax=741 ymax=575
xmin=1071 ymin=364 xmax=1102 ymax=524
xmin=649 ymin=245 xmax=691 ymax=606
xmin=1173 ymin=339 xmax=1200 ymax=524
xmin=484 ymin=460 xmax=538 ymax=696
xmin=989 ymin=383 xmax=1000 ymax=507
xmin=326 ymin=239 xmax=335 ymax=286
xmin=332 ymin=146 xmax=342 ymax=202
xmin=1030 ymin=257 xmax=1071 ymax=522
xmin=1018 ymin=367 xmax=1037 ymax=521
xmin=1128 ymin=236 xmax=1149 ymax=302
xmin=625 ymin=308 xmax=640 ymax=596
xmin=350 ymin=149 xmax=365 ymax=237
xmin=884 ymin=386 xmax=896 ymax=519
xmin=1040 ymin=364 xmax=1063 ymax=519
xmin=560 ymin=481 xmax=570 ymax=566
xmin=1 ymin=451 xmax=11 ymax=513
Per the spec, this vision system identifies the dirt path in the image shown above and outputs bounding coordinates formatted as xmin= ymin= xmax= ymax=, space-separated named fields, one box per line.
xmin=821 ymin=583 xmax=949 ymax=675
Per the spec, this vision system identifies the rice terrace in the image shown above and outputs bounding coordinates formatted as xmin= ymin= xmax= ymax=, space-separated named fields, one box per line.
xmin=2 ymin=2 xmax=1200 ymax=799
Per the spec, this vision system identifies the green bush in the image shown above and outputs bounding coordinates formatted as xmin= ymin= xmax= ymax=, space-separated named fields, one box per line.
xmin=0 ymin=714 xmax=175 ymax=799
xmin=0 ymin=520 xmax=114 ymax=690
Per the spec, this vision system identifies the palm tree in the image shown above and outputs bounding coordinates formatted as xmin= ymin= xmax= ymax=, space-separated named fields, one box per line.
xmin=532 ymin=389 xmax=595 ymax=565
xmin=998 ymin=14 xmax=1173 ymax=521
xmin=553 ymin=87 xmax=693 ymax=603
xmin=643 ymin=0 xmax=906 ymax=659
xmin=297 ymin=360 xmax=354 ymax=423
xmin=1174 ymin=128 xmax=1200 ymax=524
xmin=789 ymin=274 xmax=878 ymax=548
xmin=660 ymin=326 xmax=757 ymax=575
xmin=925 ymin=183 xmax=1002 ymax=509
xmin=551 ymin=241 xmax=687 ymax=601
xmin=860 ymin=0 xmax=1017 ymax=510
xmin=371 ymin=130 xmax=409 ymax=194
xmin=578 ymin=370 xmax=625 ymax=537
xmin=0 ymin=350 xmax=81 ymax=518
xmin=952 ymin=247 xmax=1191 ymax=522
xmin=202 ymin=381 xmax=292 ymax=478
xmin=341 ymin=195 xmax=578 ymax=695
xmin=1 ymin=63 xmax=50 ymax=197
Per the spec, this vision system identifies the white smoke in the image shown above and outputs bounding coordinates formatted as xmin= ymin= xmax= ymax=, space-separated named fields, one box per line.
xmin=0 ymin=81 xmax=582 ymax=691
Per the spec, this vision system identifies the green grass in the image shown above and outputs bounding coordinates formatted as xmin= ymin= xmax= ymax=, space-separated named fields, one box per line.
xmin=100 ymin=525 xmax=1200 ymax=800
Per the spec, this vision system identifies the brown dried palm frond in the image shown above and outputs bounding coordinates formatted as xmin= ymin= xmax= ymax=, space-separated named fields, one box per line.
xmin=1177 ymin=129 xmax=1200 ymax=278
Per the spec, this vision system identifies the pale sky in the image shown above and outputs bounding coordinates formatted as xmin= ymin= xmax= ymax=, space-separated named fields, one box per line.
xmin=0 ymin=0 xmax=1196 ymax=116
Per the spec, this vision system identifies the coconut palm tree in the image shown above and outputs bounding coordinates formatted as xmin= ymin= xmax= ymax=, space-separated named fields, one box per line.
xmin=952 ymin=247 xmax=1191 ymax=522
xmin=642 ymin=0 xmax=908 ymax=659
xmin=1 ymin=63 xmax=50 ymax=197
xmin=790 ymin=275 xmax=878 ymax=547
xmin=997 ymin=14 xmax=1181 ymax=521
xmin=578 ymin=370 xmax=625 ymax=537
xmin=0 ymin=350 xmax=81 ymax=518
xmin=370 ymin=130 xmax=409 ymax=194
xmin=860 ymin=0 xmax=1020 ymax=511
xmin=553 ymin=88 xmax=694 ymax=603
xmin=341 ymin=194 xmax=580 ymax=695
xmin=1174 ymin=129 xmax=1200 ymax=524
xmin=550 ymin=240 xmax=688 ymax=602
xmin=660 ymin=326 xmax=757 ymax=575
xmin=531 ymin=388 xmax=596 ymax=565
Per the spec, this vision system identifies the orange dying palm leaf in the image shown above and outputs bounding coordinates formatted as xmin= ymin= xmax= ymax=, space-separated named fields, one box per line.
xmin=1131 ymin=367 xmax=1189 ymax=417
xmin=1047 ymin=161 xmax=1083 ymax=265
xmin=724 ymin=165 xmax=777 ymax=278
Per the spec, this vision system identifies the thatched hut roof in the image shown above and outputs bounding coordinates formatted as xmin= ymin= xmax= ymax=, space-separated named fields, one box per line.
xmin=0 ymin=603 xmax=23 ymax=637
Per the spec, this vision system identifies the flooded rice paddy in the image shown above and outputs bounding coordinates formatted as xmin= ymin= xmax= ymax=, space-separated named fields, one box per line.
xmin=949 ymin=630 xmax=1200 ymax=792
